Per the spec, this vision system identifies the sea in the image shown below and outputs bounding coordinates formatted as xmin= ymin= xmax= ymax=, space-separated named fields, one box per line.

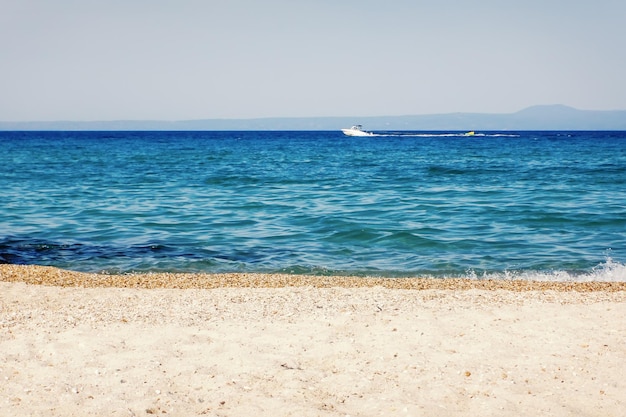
xmin=1 ymin=130 xmax=625 ymax=282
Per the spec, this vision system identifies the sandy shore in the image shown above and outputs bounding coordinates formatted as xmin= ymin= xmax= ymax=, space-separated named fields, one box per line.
xmin=2 ymin=265 xmax=626 ymax=416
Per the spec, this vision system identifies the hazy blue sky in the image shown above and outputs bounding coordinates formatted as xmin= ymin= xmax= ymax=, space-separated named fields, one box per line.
xmin=2 ymin=0 xmax=625 ymax=121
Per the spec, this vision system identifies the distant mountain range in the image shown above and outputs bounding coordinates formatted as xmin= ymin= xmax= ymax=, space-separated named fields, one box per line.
xmin=1 ymin=105 xmax=625 ymax=131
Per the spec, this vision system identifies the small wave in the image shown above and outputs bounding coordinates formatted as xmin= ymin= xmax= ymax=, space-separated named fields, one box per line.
xmin=464 ymin=258 xmax=626 ymax=282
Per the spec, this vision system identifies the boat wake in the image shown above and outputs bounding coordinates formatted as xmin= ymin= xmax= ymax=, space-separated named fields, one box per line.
xmin=370 ymin=132 xmax=520 ymax=138
xmin=340 ymin=125 xmax=518 ymax=138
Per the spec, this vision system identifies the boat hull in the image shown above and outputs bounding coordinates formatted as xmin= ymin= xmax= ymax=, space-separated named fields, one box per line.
xmin=341 ymin=128 xmax=374 ymax=137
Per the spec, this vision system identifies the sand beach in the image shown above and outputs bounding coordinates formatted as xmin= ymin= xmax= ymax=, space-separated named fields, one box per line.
xmin=2 ymin=264 xmax=626 ymax=416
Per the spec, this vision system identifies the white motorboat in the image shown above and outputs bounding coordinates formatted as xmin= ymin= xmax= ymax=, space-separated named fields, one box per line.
xmin=341 ymin=125 xmax=374 ymax=137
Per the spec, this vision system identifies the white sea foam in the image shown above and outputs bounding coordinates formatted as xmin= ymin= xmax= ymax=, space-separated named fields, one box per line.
xmin=465 ymin=258 xmax=626 ymax=282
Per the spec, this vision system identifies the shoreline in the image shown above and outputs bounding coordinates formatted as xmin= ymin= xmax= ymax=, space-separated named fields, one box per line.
xmin=2 ymin=264 xmax=626 ymax=292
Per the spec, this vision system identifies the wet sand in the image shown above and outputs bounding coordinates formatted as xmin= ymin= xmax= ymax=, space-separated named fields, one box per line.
xmin=2 ymin=265 xmax=625 ymax=416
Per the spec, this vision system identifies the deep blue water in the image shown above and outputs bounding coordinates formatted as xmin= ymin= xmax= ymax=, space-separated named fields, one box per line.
xmin=1 ymin=130 xmax=625 ymax=281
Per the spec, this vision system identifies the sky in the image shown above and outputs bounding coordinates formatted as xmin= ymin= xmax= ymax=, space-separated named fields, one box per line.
xmin=2 ymin=0 xmax=625 ymax=121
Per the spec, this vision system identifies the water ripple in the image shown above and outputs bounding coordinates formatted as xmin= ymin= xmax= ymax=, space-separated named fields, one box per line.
xmin=1 ymin=130 xmax=625 ymax=280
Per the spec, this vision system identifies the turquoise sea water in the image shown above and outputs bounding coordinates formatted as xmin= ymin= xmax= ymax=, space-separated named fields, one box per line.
xmin=1 ymin=130 xmax=625 ymax=281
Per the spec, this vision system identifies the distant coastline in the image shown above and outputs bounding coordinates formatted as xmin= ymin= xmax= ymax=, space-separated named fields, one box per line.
xmin=2 ymin=105 xmax=626 ymax=131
